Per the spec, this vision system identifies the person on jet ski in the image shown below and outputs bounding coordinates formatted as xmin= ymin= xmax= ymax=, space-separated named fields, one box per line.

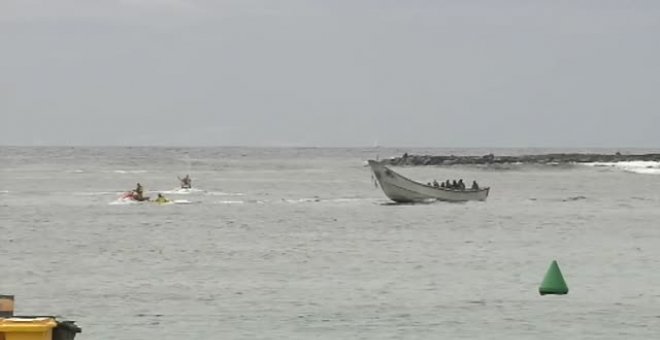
xmin=133 ymin=182 xmax=145 ymax=201
xmin=179 ymin=175 xmax=192 ymax=189
xmin=155 ymin=193 xmax=169 ymax=203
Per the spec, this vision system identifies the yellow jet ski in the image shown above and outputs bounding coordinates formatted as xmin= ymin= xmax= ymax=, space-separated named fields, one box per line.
xmin=154 ymin=193 xmax=171 ymax=205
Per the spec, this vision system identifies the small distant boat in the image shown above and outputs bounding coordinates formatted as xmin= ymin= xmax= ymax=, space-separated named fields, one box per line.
xmin=368 ymin=160 xmax=490 ymax=203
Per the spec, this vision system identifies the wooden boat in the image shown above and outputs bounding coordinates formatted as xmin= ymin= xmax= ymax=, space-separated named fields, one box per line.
xmin=368 ymin=160 xmax=489 ymax=203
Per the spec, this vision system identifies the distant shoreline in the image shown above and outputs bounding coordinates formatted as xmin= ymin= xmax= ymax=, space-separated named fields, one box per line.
xmin=380 ymin=153 xmax=660 ymax=166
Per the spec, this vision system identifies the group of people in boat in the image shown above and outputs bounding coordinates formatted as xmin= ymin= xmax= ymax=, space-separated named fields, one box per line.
xmin=125 ymin=174 xmax=192 ymax=202
xmin=428 ymin=179 xmax=480 ymax=191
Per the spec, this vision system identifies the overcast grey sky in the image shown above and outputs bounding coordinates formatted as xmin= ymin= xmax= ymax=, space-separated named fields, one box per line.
xmin=1 ymin=0 xmax=659 ymax=147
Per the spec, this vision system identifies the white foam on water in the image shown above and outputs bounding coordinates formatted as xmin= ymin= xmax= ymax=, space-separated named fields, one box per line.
xmin=214 ymin=200 xmax=245 ymax=204
xmin=585 ymin=161 xmax=660 ymax=175
xmin=74 ymin=191 xmax=119 ymax=196
xmin=172 ymin=199 xmax=192 ymax=204
xmin=627 ymin=168 xmax=660 ymax=175
xmin=108 ymin=199 xmax=138 ymax=205
xmin=108 ymin=191 xmax=141 ymax=204
xmin=113 ymin=170 xmax=148 ymax=174
xmin=159 ymin=188 xmax=206 ymax=195
xmin=246 ymin=200 xmax=265 ymax=204
xmin=206 ymin=191 xmax=245 ymax=196
xmin=325 ymin=198 xmax=372 ymax=203
xmin=282 ymin=197 xmax=322 ymax=204
xmin=0 ymin=190 xmax=9 ymax=194
xmin=109 ymin=198 xmax=191 ymax=205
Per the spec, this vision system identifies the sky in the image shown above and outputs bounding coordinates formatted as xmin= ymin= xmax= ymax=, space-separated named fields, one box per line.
xmin=1 ymin=0 xmax=659 ymax=147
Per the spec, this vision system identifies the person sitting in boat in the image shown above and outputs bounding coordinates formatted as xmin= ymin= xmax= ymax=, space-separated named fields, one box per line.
xmin=154 ymin=193 xmax=169 ymax=204
xmin=458 ymin=179 xmax=465 ymax=190
xmin=445 ymin=180 xmax=451 ymax=188
xmin=471 ymin=180 xmax=479 ymax=190
xmin=179 ymin=175 xmax=192 ymax=189
xmin=440 ymin=181 xmax=446 ymax=188
xmin=452 ymin=180 xmax=458 ymax=189
xmin=433 ymin=180 xmax=439 ymax=187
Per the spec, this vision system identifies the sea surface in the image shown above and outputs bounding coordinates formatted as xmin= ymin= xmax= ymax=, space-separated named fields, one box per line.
xmin=1 ymin=146 xmax=660 ymax=339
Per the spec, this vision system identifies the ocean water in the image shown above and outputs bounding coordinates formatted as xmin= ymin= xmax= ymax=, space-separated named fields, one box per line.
xmin=1 ymin=146 xmax=660 ymax=339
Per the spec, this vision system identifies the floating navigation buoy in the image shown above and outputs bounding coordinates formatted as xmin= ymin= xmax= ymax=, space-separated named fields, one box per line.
xmin=539 ymin=260 xmax=569 ymax=295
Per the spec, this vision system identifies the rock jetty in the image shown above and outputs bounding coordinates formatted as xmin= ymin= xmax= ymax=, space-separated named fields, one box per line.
xmin=382 ymin=152 xmax=660 ymax=166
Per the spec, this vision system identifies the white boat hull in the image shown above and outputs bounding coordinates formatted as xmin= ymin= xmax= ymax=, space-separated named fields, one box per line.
xmin=368 ymin=160 xmax=489 ymax=203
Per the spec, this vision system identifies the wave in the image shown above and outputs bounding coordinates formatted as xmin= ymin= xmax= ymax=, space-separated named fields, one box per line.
xmin=113 ymin=170 xmax=148 ymax=174
xmin=526 ymin=196 xmax=588 ymax=203
xmin=153 ymin=199 xmax=196 ymax=205
xmin=159 ymin=188 xmax=206 ymax=195
xmin=214 ymin=200 xmax=246 ymax=204
xmin=585 ymin=161 xmax=660 ymax=175
xmin=172 ymin=199 xmax=193 ymax=204
xmin=324 ymin=198 xmax=372 ymax=203
xmin=282 ymin=197 xmax=321 ymax=204
xmin=210 ymin=197 xmax=370 ymax=205
xmin=0 ymin=190 xmax=9 ymax=194
xmin=280 ymin=197 xmax=374 ymax=204
xmin=206 ymin=191 xmax=245 ymax=196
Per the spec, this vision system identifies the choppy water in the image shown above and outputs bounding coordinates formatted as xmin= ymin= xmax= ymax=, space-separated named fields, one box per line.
xmin=2 ymin=146 xmax=660 ymax=339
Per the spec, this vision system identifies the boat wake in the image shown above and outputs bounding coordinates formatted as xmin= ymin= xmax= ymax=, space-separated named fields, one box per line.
xmin=159 ymin=188 xmax=206 ymax=195
xmin=74 ymin=191 xmax=120 ymax=196
xmin=585 ymin=161 xmax=660 ymax=175
xmin=109 ymin=198 xmax=194 ymax=205
xmin=380 ymin=198 xmax=463 ymax=205
xmin=108 ymin=199 xmax=139 ymax=205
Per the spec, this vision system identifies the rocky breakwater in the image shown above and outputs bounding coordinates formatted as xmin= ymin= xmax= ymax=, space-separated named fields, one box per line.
xmin=382 ymin=152 xmax=660 ymax=166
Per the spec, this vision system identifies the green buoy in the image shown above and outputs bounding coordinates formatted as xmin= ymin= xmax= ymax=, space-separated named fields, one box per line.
xmin=539 ymin=260 xmax=569 ymax=295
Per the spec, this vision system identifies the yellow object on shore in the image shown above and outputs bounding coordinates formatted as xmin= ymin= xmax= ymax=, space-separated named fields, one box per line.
xmin=0 ymin=318 xmax=56 ymax=340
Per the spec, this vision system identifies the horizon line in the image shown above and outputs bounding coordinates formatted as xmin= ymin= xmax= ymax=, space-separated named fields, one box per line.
xmin=1 ymin=144 xmax=659 ymax=150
